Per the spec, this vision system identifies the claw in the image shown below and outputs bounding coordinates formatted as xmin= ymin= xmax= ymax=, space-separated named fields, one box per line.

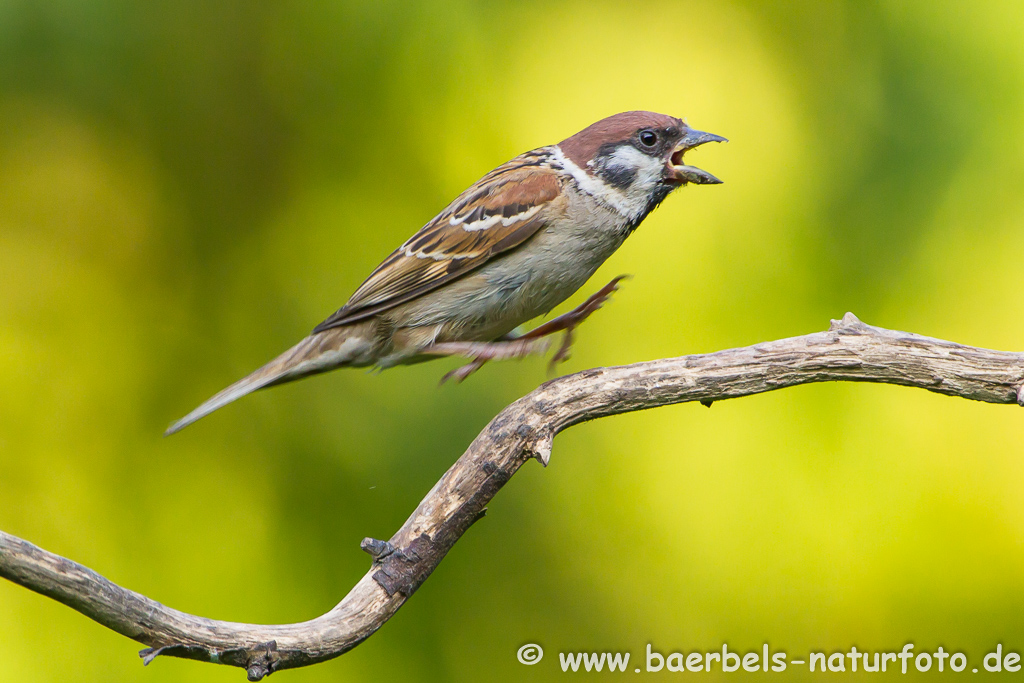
xmin=548 ymin=329 xmax=576 ymax=372
xmin=440 ymin=358 xmax=487 ymax=384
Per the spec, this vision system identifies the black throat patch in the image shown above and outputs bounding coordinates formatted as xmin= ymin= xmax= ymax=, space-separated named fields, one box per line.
xmin=625 ymin=183 xmax=674 ymax=234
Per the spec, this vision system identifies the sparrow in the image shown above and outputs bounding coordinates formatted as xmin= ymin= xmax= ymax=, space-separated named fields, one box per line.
xmin=166 ymin=111 xmax=726 ymax=435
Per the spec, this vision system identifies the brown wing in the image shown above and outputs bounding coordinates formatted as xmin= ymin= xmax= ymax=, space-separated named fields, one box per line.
xmin=313 ymin=149 xmax=561 ymax=332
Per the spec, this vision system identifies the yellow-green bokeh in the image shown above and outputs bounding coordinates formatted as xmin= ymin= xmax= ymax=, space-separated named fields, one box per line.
xmin=2 ymin=1 xmax=1023 ymax=680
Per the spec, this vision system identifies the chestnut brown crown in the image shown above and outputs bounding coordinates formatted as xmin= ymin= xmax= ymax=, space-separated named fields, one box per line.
xmin=557 ymin=111 xmax=683 ymax=167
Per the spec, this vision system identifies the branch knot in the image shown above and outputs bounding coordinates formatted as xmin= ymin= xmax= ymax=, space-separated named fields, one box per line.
xmin=829 ymin=311 xmax=867 ymax=334
xmin=242 ymin=641 xmax=279 ymax=681
xmin=370 ymin=534 xmax=436 ymax=597
xmin=524 ymin=429 xmax=554 ymax=467
xmin=360 ymin=537 xmax=397 ymax=561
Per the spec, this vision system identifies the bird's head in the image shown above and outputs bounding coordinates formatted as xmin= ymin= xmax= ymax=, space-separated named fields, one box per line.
xmin=557 ymin=111 xmax=726 ymax=219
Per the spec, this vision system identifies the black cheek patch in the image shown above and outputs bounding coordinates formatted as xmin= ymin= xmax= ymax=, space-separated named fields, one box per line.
xmin=599 ymin=164 xmax=638 ymax=190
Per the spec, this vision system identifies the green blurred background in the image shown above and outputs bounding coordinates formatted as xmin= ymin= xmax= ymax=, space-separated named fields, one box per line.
xmin=2 ymin=1 xmax=1023 ymax=680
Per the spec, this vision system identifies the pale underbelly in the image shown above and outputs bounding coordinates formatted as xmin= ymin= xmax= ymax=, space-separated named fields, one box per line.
xmin=393 ymin=227 xmax=628 ymax=345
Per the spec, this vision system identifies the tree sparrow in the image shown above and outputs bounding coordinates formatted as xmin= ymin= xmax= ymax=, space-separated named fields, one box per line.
xmin=166 ymin=111 xmax=726 ymax=434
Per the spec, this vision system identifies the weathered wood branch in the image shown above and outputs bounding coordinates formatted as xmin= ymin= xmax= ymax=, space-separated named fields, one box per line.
xmin=2 ymin=313 xmax=1022 ymax=679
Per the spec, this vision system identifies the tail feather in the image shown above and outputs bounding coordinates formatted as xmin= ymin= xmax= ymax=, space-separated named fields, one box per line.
xmin=164 ymin=367 xmax=284 ymax=436
xmin=164 ymin=328 xmax=365 ymax=435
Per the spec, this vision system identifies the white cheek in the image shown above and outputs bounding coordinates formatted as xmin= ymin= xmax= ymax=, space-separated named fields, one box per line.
xmin=550 ymin=144 xmax=663 ymax=222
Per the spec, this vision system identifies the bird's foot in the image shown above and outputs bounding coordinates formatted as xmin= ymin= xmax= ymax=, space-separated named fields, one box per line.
xmin=425 ymin=275 xmax=628 ymax=383
xmin=518 ymin=275 xmax=628 ymax=371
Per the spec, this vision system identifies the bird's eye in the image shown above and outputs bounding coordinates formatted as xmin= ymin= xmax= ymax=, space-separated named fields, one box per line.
xmin=639 ymin=130 xmax=658 ymax=147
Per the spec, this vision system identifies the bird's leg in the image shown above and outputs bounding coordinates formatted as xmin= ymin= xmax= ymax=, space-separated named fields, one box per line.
xmin=426 ymin=335 xmax=554 ymax=384
xmin=425 ymin=275 xmax=627 ymax=383
xmin=517 ymin=275 xmax=627 ymax=370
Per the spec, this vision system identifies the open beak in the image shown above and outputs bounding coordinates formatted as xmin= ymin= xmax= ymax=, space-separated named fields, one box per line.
xmin=667 ymin=128 xmax=728 ymax=185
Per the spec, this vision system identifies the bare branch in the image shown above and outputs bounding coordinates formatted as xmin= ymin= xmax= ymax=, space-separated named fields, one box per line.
xmin=2 ymin=313 xmax=1022 ymax=679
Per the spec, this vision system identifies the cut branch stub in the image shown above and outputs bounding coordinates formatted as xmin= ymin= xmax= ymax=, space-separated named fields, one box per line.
xmin=2 ymin=314 xmax=1023 ymax=678
xmin=371 ymin=534 xmax=436 ymax=597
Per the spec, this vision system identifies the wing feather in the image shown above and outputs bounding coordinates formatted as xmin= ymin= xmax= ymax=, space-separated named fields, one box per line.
xmin=313 ymin=150 xmax=560 ymax=332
